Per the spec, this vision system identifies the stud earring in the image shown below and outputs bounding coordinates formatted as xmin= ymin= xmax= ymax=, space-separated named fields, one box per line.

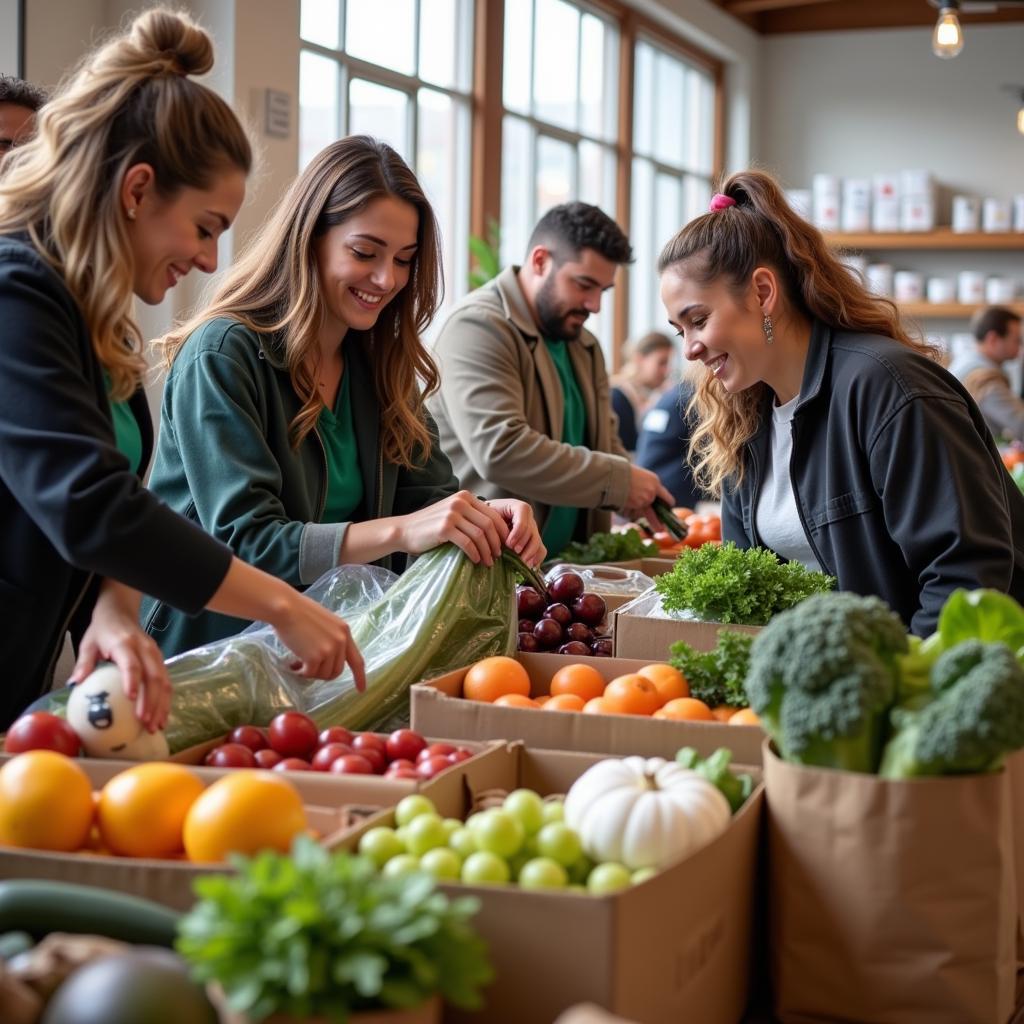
xmin=126 ymin=207 xmax=136 ymax=221
xmin=762 ymin=314 xmax=774 ymax=345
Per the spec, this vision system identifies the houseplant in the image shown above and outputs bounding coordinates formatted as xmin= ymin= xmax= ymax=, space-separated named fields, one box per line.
xmin=176 ymin=836 xmax=492 ymax=1024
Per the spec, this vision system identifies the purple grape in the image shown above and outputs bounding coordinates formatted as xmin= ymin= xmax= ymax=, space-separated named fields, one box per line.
xmin=566 ymin=622 xmax=594 ymax=644
xmin=533 ymin=618 xmax=564 ymax=650
xmin=558 ymin=641 xmax=592 ymax=657
xmin=517 ymin=587 xmax=546 ymax=619
xmin=543 ymin=603 xmax=573 ymax=627
xmin=572 ymin=593 xmax=607 ymax=627
xmin=548 ymin=572 xmax=584 ymax=604
xmin=519 ymin=617 xmax=538 ymax=633
xmin=518 ymin=632 xmax=541 ymax=653
xmin=590 ymin=637 xmax=614 ymax=657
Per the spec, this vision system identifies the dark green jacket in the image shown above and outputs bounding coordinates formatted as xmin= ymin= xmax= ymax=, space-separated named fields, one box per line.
xmin=141 ymin=317 xmax=459 ymax=655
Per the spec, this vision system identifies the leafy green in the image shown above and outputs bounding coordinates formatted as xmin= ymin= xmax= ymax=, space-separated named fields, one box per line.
xmin=176 ymin=837 xmax=493 ymax=1023
xmin=558 ymin=528 xmax=658 ymax=565
xmin=654 ymin=542 xmax=835 ymax=625
xmin=675 ymin=746 xmax=754 ymax=812
xmin=933 ymin=587 xmax=1024 ymax=656
xmin=669 ymin=629 xmax=753 ymax=708
xmin=468 ymin=219 xmax=501 ymax=290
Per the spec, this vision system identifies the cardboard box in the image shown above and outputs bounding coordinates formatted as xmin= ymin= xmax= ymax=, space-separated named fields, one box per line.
xmin=612 ymin=590 xmax=761 ymax=660
xmin=591 ymin=557 xmax=676 ymax=577
xmin=412 ymin=652 xmax=765 ymax=764
xmin=340 ymin=744 xmax=764 ymax=1024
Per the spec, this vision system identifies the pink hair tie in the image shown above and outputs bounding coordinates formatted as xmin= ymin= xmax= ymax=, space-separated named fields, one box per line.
xmin=709 ymin=193 xmax=737 ymax=211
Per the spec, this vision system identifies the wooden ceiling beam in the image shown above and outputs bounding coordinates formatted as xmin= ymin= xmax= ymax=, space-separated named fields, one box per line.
xmin=723 ymin=0 xmax=835 ymax=14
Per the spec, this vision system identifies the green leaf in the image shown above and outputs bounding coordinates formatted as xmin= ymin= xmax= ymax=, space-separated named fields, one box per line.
xmin=936 ymin=588 xmax=1024 ymax=653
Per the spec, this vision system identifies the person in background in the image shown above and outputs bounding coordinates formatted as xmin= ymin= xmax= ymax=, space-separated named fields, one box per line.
xmin=609 ymin=330 xmax=674 ymax=451
xmin=658 ymin=171 xmax=1024 ymax=636
xmin=427 ymin=202 xmax=673 ymax=559
xmin=143 ymin=136 xmax=543 ymax=657
xmin=948 ymin=306 xmax=1024 ymax=442
xmin=0 ymin=8 xmax=363 ymax=732
xmin=634 ymin=383 xmax=705 ymax=511
xmin=0 ymin=75 xmax=45 ymax=161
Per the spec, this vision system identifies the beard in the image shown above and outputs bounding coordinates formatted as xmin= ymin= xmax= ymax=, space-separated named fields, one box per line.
xmin=535 ymin=274 xmax=589 ymax=341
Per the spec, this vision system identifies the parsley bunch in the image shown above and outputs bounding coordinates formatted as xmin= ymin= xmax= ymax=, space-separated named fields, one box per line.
xmin=559 ymin=527 xmax=658 ymax=565
xmin=654 ymin=542 xmax=834 ymax=625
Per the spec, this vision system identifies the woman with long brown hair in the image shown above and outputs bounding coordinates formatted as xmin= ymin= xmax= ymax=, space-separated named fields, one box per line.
xmin=658 ymin=169 xmax=1024 ymax=635
xmin=0 ymin=8 xmax=364 ymax=732
xmin=143 ymin=135 xmax=543 ymax=656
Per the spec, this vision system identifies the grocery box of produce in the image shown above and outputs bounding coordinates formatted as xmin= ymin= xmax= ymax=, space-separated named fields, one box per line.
xmin=592 ymin=557 xmax=676 ymax=577
xmin=612 ymin=589 xmax=761 ymax=659
xmin=411 ymin=653 xmax=765 ymax=764
xmin=339 ymin=743 xmax=764 ymax=1024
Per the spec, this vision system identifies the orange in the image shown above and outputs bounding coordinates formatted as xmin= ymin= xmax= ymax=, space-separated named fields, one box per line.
xmin=534 ymin=695 xmax=551 ymax=707
xmin=711 ymin=706 xmax=737 ymax=723
xmin=183 ymin=772 xmax=307 ymax=863
xmin=550 ymin=663 xmax=606 ymax=703
xmin=493 ymin=693 xmax=540 ymax=709
xmin=657 ymin=697 xmax=714 ymax=722
xmin=729 ymin=708 xmax=762 ymax=726
xmin=463 ymin=656 xmax=531 ymax=703
xmin=543 ymin=693 xmax=586 ymax=713
xmin=637 ymin=664 xmax=688 ymax=706
xmin=602 ymin=674 xmax=661 ymax=716
xmin=98 ymin=763 xmax=204 ymax=858
xmin=0 ymin=751 xmax=94 ymax=852
xmin=582 ymin=697 xmax=617 ymax=715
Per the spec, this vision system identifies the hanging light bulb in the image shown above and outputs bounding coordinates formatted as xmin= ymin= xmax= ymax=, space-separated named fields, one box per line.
xmin=932 ymin=3 xmax=964 ymax=58
xmin=1017 ymin=104 xmax=1024 ymax=135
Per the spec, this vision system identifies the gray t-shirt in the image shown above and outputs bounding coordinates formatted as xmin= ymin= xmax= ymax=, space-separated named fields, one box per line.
xmin=754 ymin=394 xmax=822 ymax=571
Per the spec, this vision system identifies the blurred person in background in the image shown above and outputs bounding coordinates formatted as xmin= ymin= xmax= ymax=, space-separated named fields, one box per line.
xmin=0 ymin=75 xmax=46 ymax=162
xmin=609 ymin=330 xmax=673 ymax=451
xmin=635 ymin=383 xmax=706 ymax=511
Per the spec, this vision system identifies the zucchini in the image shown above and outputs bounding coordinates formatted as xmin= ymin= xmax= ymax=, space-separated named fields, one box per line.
xmin=652 ymin=497 xmax=689 ymax=541
xmin=0 ymin=930 xmax=33 ymax=960
xmin=0 ymin=880 xmax=179 ymax=947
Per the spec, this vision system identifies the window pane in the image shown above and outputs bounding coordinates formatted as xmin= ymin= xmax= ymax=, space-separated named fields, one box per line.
xmin=656 ymin=173 xmax=682 ymax=243
xmin=695 ymin=70 xmax=715 ymax=175
xmin=633 ymin=41 xmax=654 ymax=156
xmin=654 ymin=52 xmax=685 ymax=167
xmin=536 ymin=134 xmax=574 ymax=217
xmin=500 ymin=116 xmax=533 ymax=267
xmin=533 ymin=0 xmax=578 ymax=130
xmin=300 ymin=0 xmax=340 ymax=47
xmin=420 ymin=0 xmax=457 ymax=88
xmin=299 ymin=51 xmax=339 ymax=170
xmin=629 ymin=158 xmax=655 ymax=339
xmin=684 ymin=175 xmax=712 ymax=225
xmin=349 ymin=79 xmax=410 ymax=159
xmin=579 ymin=13 xmax=608 ymax=140
xmin=346 ymin=0 xmax=415 ymax=74
xmin=503 ymin=0 xmax=533 ymax=114
xmin=578 ymin=140 xmax=615 ymax=215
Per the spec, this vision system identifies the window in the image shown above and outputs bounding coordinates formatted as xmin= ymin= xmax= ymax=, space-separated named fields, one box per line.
xmin=299 ymin=0 xmax=474 ymax=322
xmin=629 ymin=38 xmax=716 ymax=341
xmin=500 ymin=0 xmax=620 ymax=357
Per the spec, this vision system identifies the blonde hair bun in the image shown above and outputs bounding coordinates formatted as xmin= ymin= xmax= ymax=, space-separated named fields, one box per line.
xmin=122 ymin=7 xmax=214 ymax=78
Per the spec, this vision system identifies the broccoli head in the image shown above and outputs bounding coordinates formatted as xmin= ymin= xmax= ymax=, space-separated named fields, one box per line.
xmin=745 ymin=592 xmax=908 ymax=772
xmin=879 ymin=640 xmax=1024 ymax=778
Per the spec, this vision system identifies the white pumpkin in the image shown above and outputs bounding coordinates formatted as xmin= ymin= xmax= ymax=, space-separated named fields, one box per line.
xmin=563 ymin=756 xmax=731 ymax=871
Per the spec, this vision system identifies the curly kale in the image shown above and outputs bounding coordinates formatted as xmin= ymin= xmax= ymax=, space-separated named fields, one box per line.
xmin=744 ymin=592 xmax=908 ymax=772
xmin=669 ymin=629 xmax=754 ymax=708
xmin=879 ymin=640 xmax=1024 ymax=778
xmin=558 ymin=528 xmax=658 ymax=565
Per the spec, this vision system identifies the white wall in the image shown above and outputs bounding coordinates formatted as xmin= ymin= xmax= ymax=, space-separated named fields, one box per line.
xmin=24 ymin=0 xmax=105 ymax=87
xmin=0 ymin=0 xmax=21 ymax=75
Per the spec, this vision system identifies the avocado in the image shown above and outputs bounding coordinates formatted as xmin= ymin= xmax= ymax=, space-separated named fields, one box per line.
xmin=41 ymin=948 xmax=218 ymax=1024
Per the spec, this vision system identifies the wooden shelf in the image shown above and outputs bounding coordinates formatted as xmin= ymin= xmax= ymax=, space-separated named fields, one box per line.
xmin=899 ymin=302 xmax=1024 ymax=319
xmin=825 ymin=230 xmax=1024 ymax=251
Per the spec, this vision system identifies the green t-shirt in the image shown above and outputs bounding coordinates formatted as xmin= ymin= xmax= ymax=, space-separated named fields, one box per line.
xmin=104 ymin=374 xmax=143 ymax=475
xmin=541 ymin=337 xmax=587 ymax=555
xmin=318 ymin=370 xmax=364 ymax=524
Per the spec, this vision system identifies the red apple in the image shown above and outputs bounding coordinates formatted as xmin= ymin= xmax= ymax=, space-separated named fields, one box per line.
xmin=330 ymin=754 xmax=374 ymax=775
xmin=310 ymin=742 xmax=353 ymax=772
xmin=385 ymin=729 xmax=427 ymax=763
xmin=227 ymin=725 xmax=268 ymax=752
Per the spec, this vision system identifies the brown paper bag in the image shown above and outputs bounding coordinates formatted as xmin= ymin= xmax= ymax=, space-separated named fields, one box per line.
xmin=1008 ymin=750 xmax=1024 ymax=1011
xmin=764 ymin=743 xmax=1017 ymax=1024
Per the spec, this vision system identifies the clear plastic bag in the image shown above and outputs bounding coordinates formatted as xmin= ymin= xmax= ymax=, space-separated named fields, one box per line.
xmin=545 ymin=562 xmax=655 ymax=599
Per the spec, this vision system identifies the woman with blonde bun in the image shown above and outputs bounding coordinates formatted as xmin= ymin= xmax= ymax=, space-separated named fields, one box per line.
xmin=658 ymin=169 xmax=1024 ymax=635
xmin=0 ymin=8 xmax=364 ymax=732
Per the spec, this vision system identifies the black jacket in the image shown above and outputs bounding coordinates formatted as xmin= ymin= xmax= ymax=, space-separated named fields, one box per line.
xmin=0 ymin=234 xmax=233 ymax=727
xmin=722 ymin=320 xmax=1024 ymax=635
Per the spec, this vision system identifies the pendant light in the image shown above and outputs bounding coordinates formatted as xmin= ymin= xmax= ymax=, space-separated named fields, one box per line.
xmin=931 ymin=2 xmax=964 ymax=58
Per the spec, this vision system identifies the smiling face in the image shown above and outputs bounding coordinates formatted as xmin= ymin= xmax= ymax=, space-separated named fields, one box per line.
xmin=660 ymin=265 xmax=773 ymax=394
xmin=124 ymin=165 xmax=247 ymax=305
xmin=313 ymin=195 xmax=420 ymax=339
xmin=532 ymin=247 xmax=618 ymax=341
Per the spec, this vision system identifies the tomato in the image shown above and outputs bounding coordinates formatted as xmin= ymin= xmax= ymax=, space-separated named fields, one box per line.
xmin=683 ymin=514 xmax=721 ymax=548
xmin=356 ymin=747 xmax=387 ymax=774
xmin=206 ymin=743 xmax=257 ymax=769
xmin=4 ymin=712 xmax=81 ymax=757
xmin=385 ymin=729 xmax=427 ymax=763
xmin=352 ymin=733 xmax=387 ymax=755
xmin=0 ymin=751 xmax=94 ymax=851
xmin=417 ymin=742 xmax=456 ymax=763
xmin=183 ymin=772 xmax=307 ymax=862
xmin=98 ymin=763 xmax=203 ymax=858
xmin=416 ymin=755 xmax=451 ymax=779
xmin=447 ymin=748 xmax=474 ymax=764
xmin=227 ymin=726 xmax=268 ymax=752
xmin=253 ymin=748 xmax=283 ymax=769
xmin=267 ymin=712 xmax=318 ymax=758
xmin=386 ymin=767 xmax=421 ymax=780
xmin=386 ymin=758 xmax=417 ymax=772
xmin=317 ymin=726 xmax=354 ymax=748
xmin=310 ymin=743 xmax=353 ymax=772
xmin=273 ymin=758 xmax=312 ymax=772
xmin=329 ymin=754 xmax=374 ymax=775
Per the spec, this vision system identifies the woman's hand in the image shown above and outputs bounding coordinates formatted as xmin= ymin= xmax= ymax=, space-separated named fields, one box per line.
xmin=270 ymin=591 xmax=367 ymax=690
xmin=485 ymin=498 xmax=546 ymax=567
xmin=395 ymin=490 xmax=510 ymax=566
xmin=71 ymin=581 xmax=170 ymax=733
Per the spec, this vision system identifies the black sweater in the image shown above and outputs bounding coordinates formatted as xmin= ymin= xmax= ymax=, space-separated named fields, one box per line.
xmin=0 ymin=234 xmax=233 ymax=727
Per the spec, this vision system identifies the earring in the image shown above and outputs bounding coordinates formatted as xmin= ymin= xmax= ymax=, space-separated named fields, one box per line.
xmin=126 ymin=207 xmax=136 ymax=221
xmin=762 ymin=314 xmax=774 ymax=345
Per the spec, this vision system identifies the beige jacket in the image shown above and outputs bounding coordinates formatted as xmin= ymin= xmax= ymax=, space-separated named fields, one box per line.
xmin=427 ymin=266 xmax=632 ymax=536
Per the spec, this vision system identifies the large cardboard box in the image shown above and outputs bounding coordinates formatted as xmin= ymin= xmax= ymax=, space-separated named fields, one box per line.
xmin=340 ymin=743 xmax=764 ymax=1024
xmin=412 ymin=652 xmax=765 ymax=763
xmin=612 ymin=589 xmax=761 ymax=660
